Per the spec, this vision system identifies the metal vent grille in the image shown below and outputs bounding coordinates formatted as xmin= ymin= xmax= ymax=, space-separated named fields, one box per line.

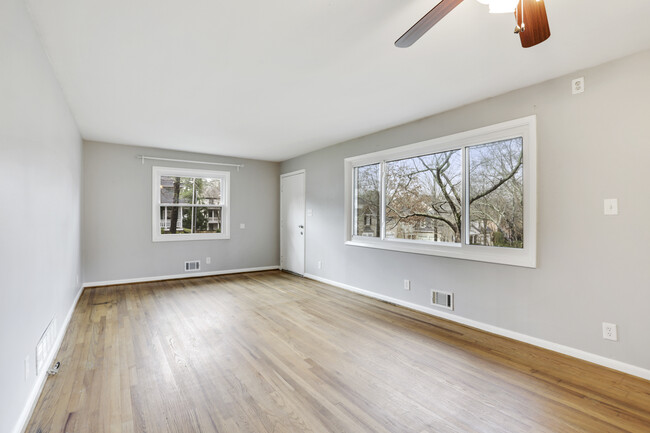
xmin=184 ymin=260 xmax=200 ymax=272
xmin=431 ymin=290 xmax=454 ymax=310
xmin=36 ymin=317 xmax=57 ymax=375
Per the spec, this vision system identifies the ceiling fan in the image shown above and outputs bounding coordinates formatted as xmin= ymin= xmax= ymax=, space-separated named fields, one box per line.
xmin=395 ymin=0 xmax=550 ymax=48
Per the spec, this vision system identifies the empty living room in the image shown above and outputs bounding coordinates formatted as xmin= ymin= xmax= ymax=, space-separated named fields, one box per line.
xmin=3 ymin=0 xmax=650 ymax=432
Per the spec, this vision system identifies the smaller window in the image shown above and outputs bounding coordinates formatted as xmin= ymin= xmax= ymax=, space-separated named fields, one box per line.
xmin=152 ymin=167 xmax=230 ymax=242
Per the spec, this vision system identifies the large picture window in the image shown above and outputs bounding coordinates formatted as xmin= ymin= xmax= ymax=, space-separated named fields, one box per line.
xmin=152 ymin=166 xmax=230 ymax=241
xmin=345 ymin=116 xmax=536 ymax=267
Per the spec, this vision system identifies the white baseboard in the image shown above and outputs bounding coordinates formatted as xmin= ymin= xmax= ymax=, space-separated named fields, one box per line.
xmin=304 ymin=273 xmax=650 ymax=381
xmin=83 ymin=265 xmax=280 ymax=288
xmin=12 ymin=284 xmax=85 ymax=433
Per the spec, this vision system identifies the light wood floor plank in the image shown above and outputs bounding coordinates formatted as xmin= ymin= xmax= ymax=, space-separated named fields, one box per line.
xmin=25 ymin=271 xmax=650 ymax=433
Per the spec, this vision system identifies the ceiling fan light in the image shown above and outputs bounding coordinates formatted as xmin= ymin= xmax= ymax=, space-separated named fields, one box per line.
xmin=476 ymin=0 xmax=519 ymax=14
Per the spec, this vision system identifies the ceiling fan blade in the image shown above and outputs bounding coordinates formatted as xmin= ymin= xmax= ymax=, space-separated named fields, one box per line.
xmin=395 ymin=0 xmax=465 ymax=48
xmin=517 ymin=0 xmax=550 ymax=48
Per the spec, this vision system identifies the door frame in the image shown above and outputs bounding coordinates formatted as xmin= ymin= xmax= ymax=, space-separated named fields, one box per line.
xmin=280 ymin=169 xmax=306 ymax=275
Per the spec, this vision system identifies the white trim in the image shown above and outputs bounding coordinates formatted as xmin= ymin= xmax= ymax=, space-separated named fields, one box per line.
xmin=280 ymin=170 xmax=306 ymax=275
xmin=344 ymin=115 xmax=537 ymax=268
xmin=12 ymin=284 xmax=85 ymax=433
xmin=83 ymin=266 xmax=280 ymax=288
xmin=152 ymin=166 xmax=230 ymax=242
xmin=304 ymin=273 xmax=650 ymax=381
xmin=280 ymin=169 xmax=306 ymax=179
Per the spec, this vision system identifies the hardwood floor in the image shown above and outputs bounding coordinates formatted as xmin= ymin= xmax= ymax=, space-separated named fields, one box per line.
xmin=26 ymin=271 xmax=650 ymax=433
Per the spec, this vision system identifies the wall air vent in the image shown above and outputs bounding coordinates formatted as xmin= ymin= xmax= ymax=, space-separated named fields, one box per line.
xmin=36 ymin=317 xmax=57 ymax=375
xmin=431 ymin=290 xmax=454 ymax=310
xmin=184 ymin=260 xmax=200 ymax=272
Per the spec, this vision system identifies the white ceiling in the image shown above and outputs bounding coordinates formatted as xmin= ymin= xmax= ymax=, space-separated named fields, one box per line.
xmin=26 ymin=0 xmax=650 ymax=161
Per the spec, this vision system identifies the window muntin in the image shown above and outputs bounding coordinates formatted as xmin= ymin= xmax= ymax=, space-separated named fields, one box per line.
xmin=152 ymin=167 xmax=230 ymax=242
xmin=344 ymin=116 xmax=536 ymax=267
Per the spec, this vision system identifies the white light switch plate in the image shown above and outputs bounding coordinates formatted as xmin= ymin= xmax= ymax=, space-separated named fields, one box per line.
xmin=604 ymin=199 xmax=618 ymax=215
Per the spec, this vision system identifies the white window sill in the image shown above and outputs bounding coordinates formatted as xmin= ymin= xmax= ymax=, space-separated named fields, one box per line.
xmin=153 ymin=233 xmax=230 ymax=242
xmin=345 ymin=238 xmax=536 ymax=268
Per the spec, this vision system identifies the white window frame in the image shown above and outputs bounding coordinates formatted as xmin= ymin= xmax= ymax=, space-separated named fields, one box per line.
xmin=152 ymin=166 xmax=230 ymax=242
xmin=344 ymin=115 xmax=537 ymax=268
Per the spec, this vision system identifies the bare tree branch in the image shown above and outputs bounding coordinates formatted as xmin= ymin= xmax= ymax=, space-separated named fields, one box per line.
xmin=470 ymin=149 xmax=522 ymax=204
xmin=386 ymin=204 xmax=457 ymax=233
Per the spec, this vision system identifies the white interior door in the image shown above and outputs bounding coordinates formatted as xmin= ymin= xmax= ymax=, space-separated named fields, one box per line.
xmin=281 ymin=170 xmax=305 ymax=275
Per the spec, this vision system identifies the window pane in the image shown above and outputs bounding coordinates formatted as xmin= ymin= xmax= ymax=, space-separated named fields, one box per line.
xmin=159 ymin=206 xmax=191 ymax=234
xmin=468 ymin=137 xmax=524 ymax=248
xmin=195 ymin=178 xmax=221 ymax=205
xmin=160 ymin=176 xmax=193 ymax=204
xmin=354 ymin=164 xmax=380 ymax=237
xmin=192 ymin=206 xmax=222 ymax=234
xmin=385 ymin=150 xmax=462 ymax=243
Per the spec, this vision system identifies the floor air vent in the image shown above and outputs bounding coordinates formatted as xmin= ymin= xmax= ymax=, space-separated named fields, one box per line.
xmin=185 ymin=260 xmax=201 ymax=272
xmin=431 ymin=290 xmax=454 ymax=310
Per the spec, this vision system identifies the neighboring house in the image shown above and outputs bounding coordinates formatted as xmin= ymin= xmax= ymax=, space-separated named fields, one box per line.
xmin=410 ymin=219 xmax=438 ymax=242
xmin=160 ymin=207 xmax=184 ymax=231
xmin=361 ymin=208 xmax=378 ymax=237
xmin=469 ymin=220 xmax=497 ymax=246
xmin=206 ymin=208 xmax=222 ymax=233
xmin=469 ymin=219 xmax=522 ymax=247
xmin=385 ymin=217 xmax=457 ymax=243
xmin=405 ymin=219 xmax=452 ymax=243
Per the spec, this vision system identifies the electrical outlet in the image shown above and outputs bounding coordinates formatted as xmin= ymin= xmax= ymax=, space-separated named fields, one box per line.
xmin=403 ymin=279 xmax=410 ymax=291
xmin=572 ymin=77 xmax=585 ymax=94
xmin=206 ymin=257 xmax=211 ymax=264
xmin=240 ymin=223 xmax=246 ymax=229
xmin=317 ymin=260 xmax=322 ymax=269
xmin=602 ymin=322 xmax=618 ymax=341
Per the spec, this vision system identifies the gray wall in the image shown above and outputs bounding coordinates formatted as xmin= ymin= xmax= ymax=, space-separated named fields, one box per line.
xmin=0 ymin=1 xmax=82 ymax=432
xmin=83 ymin=141 xmax=280 ymax=283
xmin=281 ymin=49 xmax=650 ymax=371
